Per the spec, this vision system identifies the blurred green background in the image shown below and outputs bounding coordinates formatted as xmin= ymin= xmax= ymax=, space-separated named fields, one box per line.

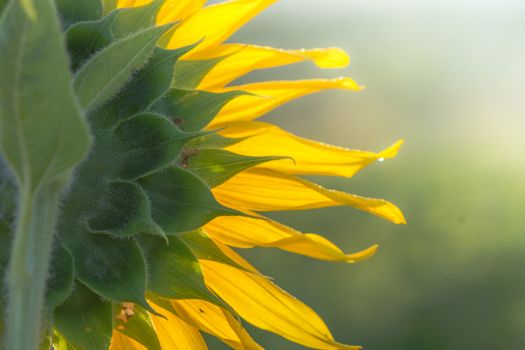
xmin=207 ymin=1 xmax=525 ymax=349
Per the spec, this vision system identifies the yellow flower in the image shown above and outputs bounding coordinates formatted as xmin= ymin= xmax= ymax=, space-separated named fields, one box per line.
xmin=106 ymin=1 xmax=405 ymax=349
xmin=0 ymin=0 xmax=404 ymax=348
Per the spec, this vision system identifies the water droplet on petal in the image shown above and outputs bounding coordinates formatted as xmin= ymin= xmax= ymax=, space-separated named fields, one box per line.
xmin=378 ymin=157 xmax=385 ymax=162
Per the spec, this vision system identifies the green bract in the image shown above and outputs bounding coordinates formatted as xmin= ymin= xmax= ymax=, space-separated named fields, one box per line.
xmin=0 ymin=1 xmax=272 ymax=348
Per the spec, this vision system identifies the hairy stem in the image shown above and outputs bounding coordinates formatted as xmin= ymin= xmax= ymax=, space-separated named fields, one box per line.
xmin=5 ymin=182 xmax=62 ymax=349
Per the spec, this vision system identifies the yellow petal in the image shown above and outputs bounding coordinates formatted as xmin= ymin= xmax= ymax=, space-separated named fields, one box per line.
xmin=208 ymin=78 xmax=362 ymax=127
xmin=149 ymin=305 xmax=208 ymax=350
xmin=171 ymin=299 xmax=263 ymax=350
xmin=205 ymin=212 xmax=378 ymax=263
xmin=116 ymin=0 xmax=205 ymax=23
xmin=116 ymin=0 xmax=137 ymax=8
xmin=200 ymin=257 xmax=360 ymax=350
xmin=157 ymin=0 xmax=207 ymax=25
xmin=190 ymin=44 xmax=350 ymax=89
xmin=130 ymin=0 xmax=151 ymax=6
xmin=213 ymin=167 xmax=406 ymax=224
xmin=166 ymin=0 xmax=276 ymax=55
xmin=219 ymin=121 xmax=403 ymax=177
xmin=110 ymin=331 xmax=147 ymax=350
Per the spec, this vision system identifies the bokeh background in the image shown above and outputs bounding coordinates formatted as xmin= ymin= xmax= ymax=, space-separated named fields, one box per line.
xmin=207 ymin=0 xmax=525 ymax=348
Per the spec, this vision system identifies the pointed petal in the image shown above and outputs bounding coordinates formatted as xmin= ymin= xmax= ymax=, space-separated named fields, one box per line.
xmin=166 ymin=0 xmax=276 ymax=54
xmin=190 ymin=44 xmax=350 ymax=89
xmin=171 ymin=299 xmax=263 ymax=350
xmin=200 ymin=256 xmax=360 ymax=349
xmin=208 ymin=78 xmax=362 ymax=127
xmin=110 ymin=332 xmax=148 ymax=350
xmin=218 ymin=121 xmax=403 ymax=177
xmin=149 ymin=305 xmax=208 ymax=349
xmin=205 ymin=212 xmax=378 ymax=262
xmin=213 ymin=168 xmax=406 ymax=224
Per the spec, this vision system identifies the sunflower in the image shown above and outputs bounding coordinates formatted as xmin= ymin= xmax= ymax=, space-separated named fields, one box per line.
xmin=0 ymin=0 xmax=405 ymax=349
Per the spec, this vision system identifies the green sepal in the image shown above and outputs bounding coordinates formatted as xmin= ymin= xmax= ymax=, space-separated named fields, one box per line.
xmin=0 ymin=0 xmax=91 ymax=192
xmin=172 ymin=55 xmax=227 ymax=90
xmin=20 ymin=0 xmax=36 ymax=19
xmin=45 ymin=245 xmax=75 ymax=312
xmin=146 ymin=293 xmax=177 ymax=314
xmin=87 ymin=181 xmax=164 ymax=238
xmin=54 ymin=0 xmax=102 ymax=29
xmin=101 ymin=0 xmax=117 ymax=15
xmin=63 ymin=231 xmax=156 ymax=314
xmin=139 ymin=166 xmax=240 ymax=233
xmin=50 ymin=332 xmax=75 ymax=350
xmin=109 ymin=44 xmax=196 ymax=120
xmin=66 ymin=12 xmax=117 ymax=72
xmin=53 ymin=283 xmax=113 ymax=350
xmin=138 ymin=234 xmax=226 ymax=307
xmin=187 ymin=148 xmax=284 ymax=188
xmin=39 ymin=334 xmax=52 ymax=350
xmin=180 ymin=230 xmax=246 ymax=271
xmin=187 ymin=132 xmax=247 ymax=150
xmin=73 ymin=23 xmax=174 ymax=113
xmin=111 ymin=0 xmax=165 ymax=39
xmin=115 ymin=113 xmax=204 ymax=180
xmin=152 ymin=89 xmax=247 ymax=131
xmin=113 ymin=303 xmax=162 ymax=350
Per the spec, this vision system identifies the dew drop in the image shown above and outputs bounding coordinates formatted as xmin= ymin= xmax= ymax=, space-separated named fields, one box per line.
xmin=378 ymin=157 xmax=385 ymax=162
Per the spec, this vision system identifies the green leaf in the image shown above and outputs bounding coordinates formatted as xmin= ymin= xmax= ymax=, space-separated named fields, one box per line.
xmin=0 ymin=165 xmax=16 ymax=222
xmin=111 ymin=0 xmax=165 ymax=39
xmin=46 ymin=246 xmax=75 ymax=312
xmin=0 ymin=0 xmax=91 ymax=192
xmin=115 ymin=113 xmax=202 ymax=180
xmin=0 ymin=219 xmax=13 ymax=300
xmin=87 ymin=181 xmax=163 ymax=238
xmin=138 ymin=234 xmax=225 ymax=306
xmin=187 ymin=148 xmax=284 ymax=187
xmin=172 ymin=56 xmax=227 ymax=90
xmin=54 ymin=0 xmax=102 ymax=29
xmin=73 ymin=23 xmax=173 ymax=113
xmin=54 ymin=283 xmax=113 ymax=350
xmin=0 ymin=219 xmax=10 ymax=269
xmin=114 ymin=304 xmax=161 ymax=350
xmin=0 ymin=221 xmax=11 ymax=328
xmin=139 ymin=166 xmax=239 ymax=233
xmin=0 ymin=0 xmax=7 ymax=16
xmin=153 ymin=89 xmax=246 ymax=131
xmin=180 ymin=229 xmax=246 ymax=271
xmin=63 ymin=231 xmax=154 ymax=313
xmin=66 ymin=12 xmax=116 ymax=72
xmin=110 ymin=45 xmax=195 ymax=118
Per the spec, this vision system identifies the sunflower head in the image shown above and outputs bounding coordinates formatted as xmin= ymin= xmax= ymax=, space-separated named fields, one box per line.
xmin=0 ymin=0 xmax=404 ymax=349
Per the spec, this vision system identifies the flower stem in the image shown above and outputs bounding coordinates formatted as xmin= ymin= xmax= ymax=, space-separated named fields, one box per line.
xmin=5 ymin=182 xmax=62 ymax=350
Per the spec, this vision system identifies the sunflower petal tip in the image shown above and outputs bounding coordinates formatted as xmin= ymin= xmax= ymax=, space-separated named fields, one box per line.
xmin=332 ymin=77 xmax=364 ymax=91
xmin=313 ymin=47 xmax=351 ymax=68
xmin=346 ymin=244 xmax=379 ymax=263
xmin=394 ymin=211 xmax=407 ymax=225
xmin=377 ymin=139 xmax=405 ymax=160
